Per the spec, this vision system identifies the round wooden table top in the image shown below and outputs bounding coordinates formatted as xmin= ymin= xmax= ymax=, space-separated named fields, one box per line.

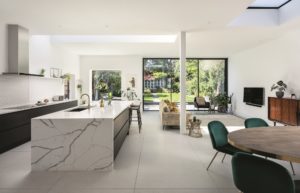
xmin=228 ymin=126 xmax=300 ymax=163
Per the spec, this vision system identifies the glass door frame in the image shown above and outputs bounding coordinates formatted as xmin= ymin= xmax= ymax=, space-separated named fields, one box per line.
xmin=142 ymin=58 xmax=228 ymax=111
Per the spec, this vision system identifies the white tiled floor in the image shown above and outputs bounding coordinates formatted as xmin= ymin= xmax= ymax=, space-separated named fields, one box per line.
xmin=0 ymin=112 xmax=299 ymax=193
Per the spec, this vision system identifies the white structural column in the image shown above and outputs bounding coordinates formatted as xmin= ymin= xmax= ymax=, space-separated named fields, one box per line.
xmin=179 ymin=32 xmax=186 ymax=134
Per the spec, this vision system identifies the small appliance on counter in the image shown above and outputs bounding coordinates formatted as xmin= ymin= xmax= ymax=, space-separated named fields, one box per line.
xmin=52 ymin=95 xmax=64 ymax=101
xmin=35 ymin=99 xmax=49 ymax=106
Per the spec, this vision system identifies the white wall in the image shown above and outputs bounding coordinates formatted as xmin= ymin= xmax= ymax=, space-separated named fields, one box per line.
xmin=80 ymin=56 xmax=143 ymax=100
xmin=29 ymin=36 xmax=80 ymax=101
xmin=229 ymin=29 xmax=300 ymax=122
xmin=0 ymin=76 xmax=29 ymax=107
xmin=0 ymin=23 xmax=80 ymax=107
xmin=29 ymin=36 xmax=80 ymax=78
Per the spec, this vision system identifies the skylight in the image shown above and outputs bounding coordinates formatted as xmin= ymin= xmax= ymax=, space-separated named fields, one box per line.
xmin=249 ymin=0 xmax=290 ymax=8
xmin=50 ymin=35 xmax=177 ymax=44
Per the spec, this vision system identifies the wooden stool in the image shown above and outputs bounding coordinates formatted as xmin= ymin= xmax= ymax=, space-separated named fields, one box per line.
xmin=129 ymin=104 xmax=142 ymax=133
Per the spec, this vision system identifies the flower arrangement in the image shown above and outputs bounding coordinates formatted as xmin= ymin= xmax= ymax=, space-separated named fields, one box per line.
xmin=95 ymin=79 xmax=109 ymax=107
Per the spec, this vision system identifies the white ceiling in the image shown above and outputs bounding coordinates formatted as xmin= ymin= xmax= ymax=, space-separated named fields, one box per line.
xmin=0 ymin=0 xmax=253 ymax=34
xmin=1 ymin=0 xmax=300 ymax=57
xmin=50 ymin=27 xmax=284 ymax=57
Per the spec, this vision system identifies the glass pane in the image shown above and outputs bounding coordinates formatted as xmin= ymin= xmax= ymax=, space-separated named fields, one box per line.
xmin=92 ymin=70 xmax=121 ymax=101
xmin=186 ymin=59 xmax=198 ymax=103
xmin=143 ymin=59 xmax=177 ymax=110
xmin=198 ymin=60 xmax=225 ymax=98
xmin=143 ymin=58 xmax=226 ymax=111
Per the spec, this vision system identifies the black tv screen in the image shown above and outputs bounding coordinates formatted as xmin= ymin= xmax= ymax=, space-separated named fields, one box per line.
xmin=243 ymin=87 xmax=264 ymax=106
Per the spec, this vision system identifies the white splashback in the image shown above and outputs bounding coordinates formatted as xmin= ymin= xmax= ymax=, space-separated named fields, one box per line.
xmin=0 ymin=75 xmax=30 ymax=107
xmin=29 ymin=76 xmax=64 ymax=103
xmin=0 ymin=75 xmax=64 ymax=107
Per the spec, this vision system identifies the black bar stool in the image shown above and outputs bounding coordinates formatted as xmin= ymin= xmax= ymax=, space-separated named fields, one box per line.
xmin=129 ymin=104 xmax=142 ymax=133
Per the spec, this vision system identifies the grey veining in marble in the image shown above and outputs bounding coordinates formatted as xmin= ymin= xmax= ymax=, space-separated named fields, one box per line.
xmin=31 ymin=118 xmax=114 ymax=171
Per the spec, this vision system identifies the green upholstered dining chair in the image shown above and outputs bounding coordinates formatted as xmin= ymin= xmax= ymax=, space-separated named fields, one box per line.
xmin=244 ymin=118 xmax=268 ymax=128
xmin=207 ymin=120 xmax=246 ymax=170
xmin=232 ymin=152 xmax=300 ymax=193
xmin=244 ymin=117 xmax=296 ymax=175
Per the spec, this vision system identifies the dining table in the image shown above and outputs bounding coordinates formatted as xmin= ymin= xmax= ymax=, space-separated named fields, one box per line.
xmin=228 ymin=126 xmax=300 ymax=164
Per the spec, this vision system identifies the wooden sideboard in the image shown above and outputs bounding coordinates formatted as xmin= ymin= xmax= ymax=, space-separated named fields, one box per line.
xmin=268 ymin=97 xmax=300 ymax=126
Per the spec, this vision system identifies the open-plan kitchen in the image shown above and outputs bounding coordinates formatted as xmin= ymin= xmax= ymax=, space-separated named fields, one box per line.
xmin=2 ymin=0 xmax=300 ymax=193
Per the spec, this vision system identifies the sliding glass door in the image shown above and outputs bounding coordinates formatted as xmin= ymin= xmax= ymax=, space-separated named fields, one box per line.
xmin=143 ymin=59 xmax=177 ymax=110
xmin=143 ymin=58 xmax=227 ymax=111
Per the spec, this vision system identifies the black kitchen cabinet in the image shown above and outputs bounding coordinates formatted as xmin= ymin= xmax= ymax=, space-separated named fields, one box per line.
xmin=113 ymin=107 xmax=130 ymax=159
xmin=0 ymin=100 xmax=77 ymax=153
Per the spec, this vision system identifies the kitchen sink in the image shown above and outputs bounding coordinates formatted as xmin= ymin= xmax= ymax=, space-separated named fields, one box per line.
xmin=66 ymin=107 xmax=89 ymax=112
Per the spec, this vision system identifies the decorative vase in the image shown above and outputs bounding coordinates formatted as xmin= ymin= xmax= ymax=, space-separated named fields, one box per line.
xmin=276 ymin=91 xmax=284 ymax=98
xmin=218 ymin=106 xmax=227 ymax=113
xmin=108 ymin=92 xmax=112 ymax=106
xmin=100 ymin=97 xmax=104 ymax=107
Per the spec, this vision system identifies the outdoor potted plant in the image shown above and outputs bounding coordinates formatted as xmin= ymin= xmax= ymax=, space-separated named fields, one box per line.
xmin=271 ymin=80 xmax=287 ymax=98
xmin=214 ymin=93 xmax=230 ymax=113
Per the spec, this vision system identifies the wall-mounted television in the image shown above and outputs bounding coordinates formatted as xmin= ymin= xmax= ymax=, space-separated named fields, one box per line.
xmin=243 ymin=87 xmax=264 ymax=107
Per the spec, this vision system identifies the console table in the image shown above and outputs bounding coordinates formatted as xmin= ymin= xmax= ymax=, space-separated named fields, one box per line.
xmin=268 ymin=97 xmax=300 ymax=126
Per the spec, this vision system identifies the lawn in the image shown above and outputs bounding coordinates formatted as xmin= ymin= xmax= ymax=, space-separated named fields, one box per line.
xmin=144 ymin=92 xmax=195 ymax=103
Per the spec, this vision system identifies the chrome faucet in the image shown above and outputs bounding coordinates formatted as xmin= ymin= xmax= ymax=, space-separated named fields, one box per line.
xmin=80 ymin=94 xmax=90 ymax=109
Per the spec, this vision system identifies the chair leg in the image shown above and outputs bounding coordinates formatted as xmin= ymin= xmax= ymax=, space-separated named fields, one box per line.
xmin=222 ymin=154 xmax=226 ymax=163
xmin=129 ymin=109 xmax=132 ymax=127
xmin=290 ymin=161 xmax=296 ymax=175
xmin=207 ymin=151 xmax=219 ymax=171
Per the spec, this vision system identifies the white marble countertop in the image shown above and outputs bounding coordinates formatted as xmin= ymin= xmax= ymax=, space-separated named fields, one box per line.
xmin=0 ymin=99 xmax=78 ymax=115
xmin=33 ymin=101 xmax=133 ymax=120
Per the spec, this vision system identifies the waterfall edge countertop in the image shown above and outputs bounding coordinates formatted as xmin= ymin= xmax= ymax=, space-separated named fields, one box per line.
xmin=31 ymin=101 xmax=132 ymax=171
xmin=32 ymin=101 xmax=133 ymax=120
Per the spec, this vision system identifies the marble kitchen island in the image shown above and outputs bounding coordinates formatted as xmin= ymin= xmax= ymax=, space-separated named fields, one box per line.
xmin=31 ymin=101 xmax=132 ymax=171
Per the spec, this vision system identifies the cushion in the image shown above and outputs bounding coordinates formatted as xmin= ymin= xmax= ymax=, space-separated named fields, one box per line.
xmin=168 ymin=102 xmax=179 ymax=112
xmin=163 ymin=100 xmax=171 ymax=105
xmin=163 ymin=106 xmax=170 ymax=112
xmin=196 ymin=96 xmax=206 ymax=106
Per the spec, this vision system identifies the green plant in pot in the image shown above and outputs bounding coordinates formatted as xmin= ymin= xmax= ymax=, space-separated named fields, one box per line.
xmin=122 ymin=87 xmax=138 ymax=101
xmin=214 ymin=93 xmax=230 ymax=113
xmin=271 ymin=80 xmax=287 ymax=98
xmin=40 ymin=68 xmax=45 ymax=77
xmin=61 ymin=73 xmax=71 ymax=80
xmin=77 ymin=84 xmax=82 ymax=94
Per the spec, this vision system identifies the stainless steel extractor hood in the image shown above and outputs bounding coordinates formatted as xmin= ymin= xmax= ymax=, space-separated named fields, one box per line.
xmin=2 ymin=24 xmax=42 ymax=77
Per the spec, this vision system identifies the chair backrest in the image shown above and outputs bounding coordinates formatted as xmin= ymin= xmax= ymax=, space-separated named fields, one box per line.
xmin=207 ymin=121 xmax=229 ymax=150
xmin=194 ymin=96 xmax=206 ymax=105
xmin=244 ymin=118 xmax=268 ymax=128
xmin=232 ymin=152 xmax=295 ymax=193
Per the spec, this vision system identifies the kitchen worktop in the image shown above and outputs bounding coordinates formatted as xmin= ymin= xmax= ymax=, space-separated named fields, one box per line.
xmin=0 ymin=99 xmax=78 ymax=115
xmin=31 ymin=100 xmax=132 ymax=171
xmin=33 ymin=101 xmax=132 ymax=119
